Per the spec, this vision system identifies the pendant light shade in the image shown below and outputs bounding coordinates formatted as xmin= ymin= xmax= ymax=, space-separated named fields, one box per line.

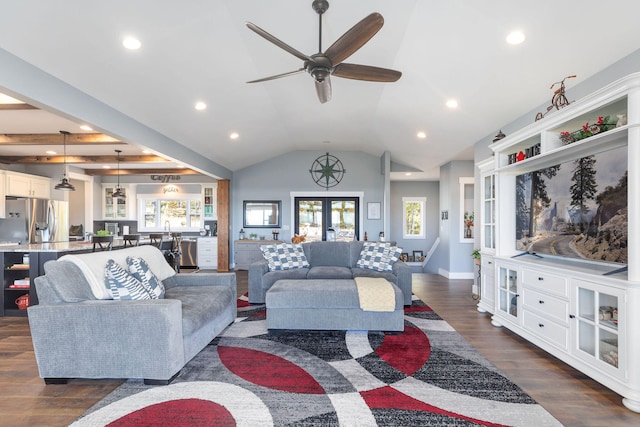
xmin=54 ymin=130 xmax=75 ymax=191
xmin=112 ymin=149 xmax=126 ymax=199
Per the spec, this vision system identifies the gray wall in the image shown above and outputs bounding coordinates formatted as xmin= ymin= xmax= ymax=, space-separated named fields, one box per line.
xmin=231 ymin=150 xmax=385 ymax=249
xmin=439 ymin=160 xmax=475 ymax=277
xmin=390 ymin=181 xmax=440 ymax=273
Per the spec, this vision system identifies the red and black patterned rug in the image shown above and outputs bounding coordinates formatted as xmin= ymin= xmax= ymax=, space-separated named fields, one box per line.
xmin=71 ymin=296 xmax=561 ymax=426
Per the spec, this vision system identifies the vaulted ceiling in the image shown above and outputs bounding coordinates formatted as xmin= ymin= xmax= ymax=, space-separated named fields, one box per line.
xmin=1 ymin=1 xmax=640 ymax=180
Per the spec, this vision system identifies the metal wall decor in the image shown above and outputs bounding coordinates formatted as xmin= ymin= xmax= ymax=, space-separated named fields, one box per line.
xmin=309 ymin=152 xmax=346 ymax=189
xmin=535 ymin=75 xmax=576 ymax=121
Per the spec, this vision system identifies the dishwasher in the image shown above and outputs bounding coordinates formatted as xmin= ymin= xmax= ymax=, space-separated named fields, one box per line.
xmin=180 ymin=238 xmax=198 ymax=268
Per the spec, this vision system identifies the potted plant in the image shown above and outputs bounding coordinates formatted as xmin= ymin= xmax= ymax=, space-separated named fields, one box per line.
xmin=471 ymin=249 xmax=481 ymax=265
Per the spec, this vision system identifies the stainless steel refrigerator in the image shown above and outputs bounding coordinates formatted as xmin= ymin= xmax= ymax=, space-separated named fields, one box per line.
xmin=1 ymin=198 xmax=69 ymax=244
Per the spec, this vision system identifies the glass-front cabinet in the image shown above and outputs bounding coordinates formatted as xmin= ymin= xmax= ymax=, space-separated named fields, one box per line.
xmin=103 ymin=186 xmax=128 ymax=219
xmin=203 ymin=185 xmax=217 ymax=220
xmin=497 ymin=264 xmax=519 ymax=320
xmin=573 ymin=279 xmax=625 ymax=378
xmin=482 ymin=173 xmax=496 ymax=251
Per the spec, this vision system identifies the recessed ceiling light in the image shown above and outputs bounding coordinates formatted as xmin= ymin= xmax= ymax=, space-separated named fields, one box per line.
xmin=0 ymin=94 xmax=24 ymax=104
xmin=506 ymin=31 xmax=525 ymax=45
xmin=142 ymin=149 xmax=151 ymax=154
xmin=80 ymin=125 xmax=93 ymax=131
xmin=176 ymin=163 xmax=185 ymax=168
xmin=416 ymin=131 xmax=427 ymax=139
xmin=46 ymin=150 xmax=56 ymax=155
xmin=405 ymin=173 xmax=412 ymax=176
xmin=446 ymin=99 xmax=458 ymax=109
xmin=229 ymin=132 xmax=239 ymax=140
xmin=122 ymin=36 xmax=141 ymax=50
xmin=102 ymin=165 xmax=111 ymax=169
xmin=195 ymin=101 xmax=207 ymax=111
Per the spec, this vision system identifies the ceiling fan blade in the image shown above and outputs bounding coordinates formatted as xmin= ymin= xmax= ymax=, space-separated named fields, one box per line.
xmin=333 ymin=63 xmax=401 ymax=82
xmin=247 ymin=68 xmax=305 ymax=83
xmin=324 ymin=13 xmax=384 ymax=65
xmin=246 ymin=22 xmax=313 ymax=62
xmin=315 ymin=76 xmax=332 ymax=104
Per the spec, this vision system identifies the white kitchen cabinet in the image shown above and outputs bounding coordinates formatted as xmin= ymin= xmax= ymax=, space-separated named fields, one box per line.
xmin=202 ymin=184 xmax=217 ymax=220
xmin=197 ymin=237 xmax=217 ymax=269
xmin=5 ymin=171 xmax=51 ymax=199
xmin=102 ymin=184 xmax=135 ymax=219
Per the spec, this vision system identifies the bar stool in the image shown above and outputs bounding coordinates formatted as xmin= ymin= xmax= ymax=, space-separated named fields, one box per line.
xmin=92 ymin=235 xmax=113 ymax=252
xmin=170 ymin=232 xmax=182 ymax=272
xmin=123 ymin=234 xmax=141 ymax=247
xmin=149 ymin=233 xmax=164 ymax=249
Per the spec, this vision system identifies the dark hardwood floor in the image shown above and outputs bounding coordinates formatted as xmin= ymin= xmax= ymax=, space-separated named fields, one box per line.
xmin=0 ymin=272 xmax=638 ymax=426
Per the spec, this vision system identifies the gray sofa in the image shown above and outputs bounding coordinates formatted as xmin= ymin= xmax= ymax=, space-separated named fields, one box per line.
xmin=249 ymin=240 xmax=412 ymax=306
xmin=28 ymin=245 xmax=236 ymax=385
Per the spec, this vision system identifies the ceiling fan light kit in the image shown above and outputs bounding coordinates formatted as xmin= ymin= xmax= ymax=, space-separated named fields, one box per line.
xmin=246 ymin=0 xmax=401 ymax=103
xmin=54 ymin=130 xmax=75 ymax=191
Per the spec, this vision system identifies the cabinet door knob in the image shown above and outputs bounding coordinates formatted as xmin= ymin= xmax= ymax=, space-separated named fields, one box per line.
xmin=539 ymin=300 xmax=545 ymax=304
xmin=538 ymin=277 xmax=544 ymax=280
xmin=488 ymin=261 xmax=492 ymax=264
xmin=538 ymin=323 xmax=544 ymax=328
xmin=569 ymin=314 xmax=575 ymax=319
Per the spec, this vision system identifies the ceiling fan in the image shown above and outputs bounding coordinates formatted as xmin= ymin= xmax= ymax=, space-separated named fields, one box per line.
xmin=246 ymin=0 xmax=401 ymax=103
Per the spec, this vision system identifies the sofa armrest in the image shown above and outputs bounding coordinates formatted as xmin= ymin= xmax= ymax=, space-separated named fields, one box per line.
xmin=248 ymin=260 xmax=269 ymax=303
xmin=393 ymin=261 xmax=413 ymax=306
xmin=28 ymin=299 xmax=185 ymax=380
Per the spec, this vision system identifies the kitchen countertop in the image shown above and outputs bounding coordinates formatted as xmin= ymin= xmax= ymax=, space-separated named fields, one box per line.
xmin=0 ymin=236 xmax=173 ymax=253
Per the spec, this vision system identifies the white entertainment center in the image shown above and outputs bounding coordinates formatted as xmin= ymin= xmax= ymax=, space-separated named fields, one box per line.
xmin=476 ymin=72 xmax=640 ymax=412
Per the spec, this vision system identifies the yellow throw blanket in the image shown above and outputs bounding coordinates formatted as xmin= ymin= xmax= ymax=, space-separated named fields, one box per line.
xmin=354 ymin=277 xmax=396 ymax=312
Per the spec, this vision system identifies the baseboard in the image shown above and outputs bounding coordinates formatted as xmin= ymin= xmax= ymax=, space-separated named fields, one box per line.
xmin=437 ymin=268 xmax=474 ymax=280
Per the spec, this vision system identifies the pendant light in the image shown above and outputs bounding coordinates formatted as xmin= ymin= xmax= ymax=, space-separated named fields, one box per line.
xmin=112 ymin=149 xmax=126 ymax=199
xmin=54 ymin=130 xmax=75 ymax=191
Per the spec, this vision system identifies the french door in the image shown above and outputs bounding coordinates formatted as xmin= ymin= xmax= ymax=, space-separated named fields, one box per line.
xmin=295 ymin=197 xmax=359 ymax=242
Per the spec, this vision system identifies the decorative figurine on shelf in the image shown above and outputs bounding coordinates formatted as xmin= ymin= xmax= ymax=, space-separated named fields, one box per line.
xmin=464 ymin=212 xmax=474 ymax=239
xmin=272 ymin=229 xmax=280 ymax=240
xmin=239 ymin=229 xmax=245 ymax=240
xmin=291 ymin=234 xmax=307 ymax=244
xmin=379 ymin=231 xmax=385 ymax=242
xmin=535 ymin=75 xmax=576 ymax=121
xmin=364 ymin=232 xmax=368 ymax=241
xmin=492 ymin=130 xmax=506 ymax=143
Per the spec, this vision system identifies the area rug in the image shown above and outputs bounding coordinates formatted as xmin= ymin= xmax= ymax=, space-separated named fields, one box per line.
xmin=71 ymin=296 xmax=562 ymax=426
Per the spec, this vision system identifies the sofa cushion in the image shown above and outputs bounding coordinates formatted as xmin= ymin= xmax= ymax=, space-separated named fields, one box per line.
xmin=165 ymin=285 xmax=235 ymax=337
xmin=351 ymin=267 xmax=398 ymax=284
xmin=127 ymin=256 xmax=165 ymax=299
xmin=261 ymin=268 xmax=310 ymax=291
xmin=104 ymin=259 xmax=152 ymax=300
xmin=307 ymin=266 xmax=353 ymax=280
xmin=260 ymin=243 xmax=310 ymax=271
xmin=41 ymin=260 xmax=96 ymax=302
xmin=305 ymin=241 xmax=351 ymax=267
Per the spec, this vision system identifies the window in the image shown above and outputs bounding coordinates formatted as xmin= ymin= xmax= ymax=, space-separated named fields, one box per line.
xmin=294 ymin=197 xmax=359 ymax=242
xmin=403 ymin=197 xmax=426 ymax=239
xmin=138 ymin=196 xmax=202 ymax=231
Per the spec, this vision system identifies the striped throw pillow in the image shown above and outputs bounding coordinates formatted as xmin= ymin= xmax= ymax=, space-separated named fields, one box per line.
xmin=104 ymin=259 xmax=151 ymax=300
xmin=127 ymin=256 xmax=165 ymax=299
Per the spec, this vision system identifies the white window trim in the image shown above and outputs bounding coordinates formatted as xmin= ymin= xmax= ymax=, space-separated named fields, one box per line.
xmin=137 ymin=193 xmax=203 ymax=232
xmin=402 ymin=196 xmax=426 ymax=239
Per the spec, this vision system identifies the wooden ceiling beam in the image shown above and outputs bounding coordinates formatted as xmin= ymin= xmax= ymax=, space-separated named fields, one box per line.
xmin=0 ymin=133 xmax=121 ymax=145
xmin=0 ymin=154 xmax=168 ymax=164
xmin=84 ymin=168 xmax=201 ymax=176
xmin=0 ymin=104 xmax=38 ymax=110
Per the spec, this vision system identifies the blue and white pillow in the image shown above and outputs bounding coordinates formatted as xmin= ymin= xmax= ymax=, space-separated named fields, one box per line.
xmin=384 ymin=245 xmax=403 ymax=272
xmin=357 ymin=242 xmax=403 ymax=272
xmin=260 ymin=243 xmax=310 ymax=271
xmin=127 ymin=256 xmax=165 ymax=299
xmin=104 ymin=259 xmax=152 ymax=300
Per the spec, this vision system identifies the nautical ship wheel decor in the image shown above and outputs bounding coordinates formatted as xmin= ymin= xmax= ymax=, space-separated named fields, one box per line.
xmin=309 ymin=152 xmax=346 ymax=189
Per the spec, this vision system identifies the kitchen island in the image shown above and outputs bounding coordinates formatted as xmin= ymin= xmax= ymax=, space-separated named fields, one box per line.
xmin=1 ymin=236 xmax=173 ymax=316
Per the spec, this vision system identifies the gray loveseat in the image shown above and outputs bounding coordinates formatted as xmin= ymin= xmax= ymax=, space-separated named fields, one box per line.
xmin=248 ymin=241 xmax=412 ymax=306
xmin=28 ymin=245 xmax=236 ymax=385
